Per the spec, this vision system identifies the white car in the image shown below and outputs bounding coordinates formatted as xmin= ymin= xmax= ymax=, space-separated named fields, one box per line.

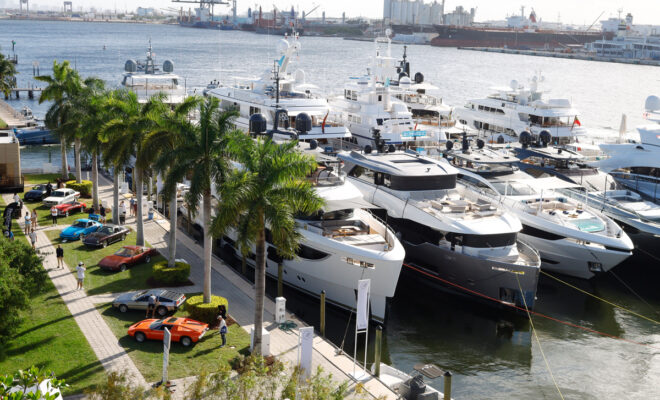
xmin=43 ymin=188 xmax=80 ymax=207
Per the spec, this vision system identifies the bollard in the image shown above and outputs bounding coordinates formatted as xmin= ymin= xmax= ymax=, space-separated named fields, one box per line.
xmin=374 ymin=325 xmax=382 ymax=377
xmin=320 ymin=290 xmax=326 ymax=337
xmin=443 ymin=371 xmax=452 ymax=400
xmin=277 ymin=263 xmax=283 ymax=297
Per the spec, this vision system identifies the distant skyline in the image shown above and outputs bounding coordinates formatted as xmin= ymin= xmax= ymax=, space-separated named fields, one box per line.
xmin=3 ymin=0 xmax=660 ymax=25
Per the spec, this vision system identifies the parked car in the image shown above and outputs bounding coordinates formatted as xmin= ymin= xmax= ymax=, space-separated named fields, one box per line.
xmin=112 ymin=289 xmax=186 ymax=316
xmin=98 ymin=245 xmax=158 ymax=272
xmin=59 ymin=219 xmax=102 ymax=241
xmin=82 ymin=224 xmax=129 ymax=247
xmin=51 ymin=201 xmax=87 ymax=217
xmin=128 ymin=317 xmax=208 ymax=347
xmin=43 ymin=188 xmax=80 ymax=207
xmin=23 ymin=184 xmax=49 ymax=202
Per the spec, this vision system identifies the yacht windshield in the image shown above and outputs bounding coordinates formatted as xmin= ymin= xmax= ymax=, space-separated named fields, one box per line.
xmin=492 ymin=181 xmax=539 ymax=196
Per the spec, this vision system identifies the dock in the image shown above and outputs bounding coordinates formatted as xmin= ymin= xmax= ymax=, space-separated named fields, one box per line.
xmin=458 ymin=46 xmax=660 ymax=66
xmin=5 ymin=87 xmax=43 ymax=100
xmin=0 ymin=98 xmax=33 ymax=128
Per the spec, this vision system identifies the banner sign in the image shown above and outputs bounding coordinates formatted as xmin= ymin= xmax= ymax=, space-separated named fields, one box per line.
xmin=163 ymin=327 xmax=171 ymax=383
xmin=401 ymin=130 xmax=427 ymax=138
xmin=356 ymin=279 xmax=370 ymax=331
xmin=299 ymin=327 xmax=314 ymax=378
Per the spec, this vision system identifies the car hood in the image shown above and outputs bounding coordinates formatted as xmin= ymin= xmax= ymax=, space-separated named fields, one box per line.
xmin=61 ymin=226 xmax=83 ymax=236
xmin=99 ymin=255 xmax=127 ymax=266
xmin=178 ymin=320 xmax=209 ymax=333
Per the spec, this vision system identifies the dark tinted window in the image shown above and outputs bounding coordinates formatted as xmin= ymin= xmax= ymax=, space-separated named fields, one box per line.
xmin=296 ymin=245 xmax=328 ymax=260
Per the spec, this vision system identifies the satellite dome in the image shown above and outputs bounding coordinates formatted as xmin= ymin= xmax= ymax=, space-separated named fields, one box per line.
xmin=388 ymin=144 xmax=396 ymax=153
xmin=399 ymin=76 xmax=412 ymax=88
xmin=309 ymin=139 xmax=318 ymax=150
xmin=364 ymin=145 xmax=372 ymax=154
xmin=249 ymin=113 xmax=267 ymax=134
xmin=162 ymin=60 xmax=174 ymax=73
xmin=445 ymin=140 xmax=454 ymax=151
xmin=294 ymin=69 xmax=306 ymax=84
xmin=124 ymin=59 xmax=137 ymax=73
xmin=295 ymin=113 xmax=312 ymax=133
xmin=645 ymin=95 xmax=660 ymax=112
xmin=414 ymin=72 xmax=424 ymax=84
xmin=277 ymin=39 xmax=290 ymax=54
xmin=519 ymin=131 xmax=532 ymax=148
xmin=477 ymin=139 xmax=485 ymax=149
xmin=539 ymin=130 xmax=552 ymax=147
xmin=497 ymin=135 xmax=505 ymax=144
xmin=510 ymin=80 xmax=519 ymax=90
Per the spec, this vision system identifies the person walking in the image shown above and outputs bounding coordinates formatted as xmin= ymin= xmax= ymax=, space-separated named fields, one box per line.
xmin=129 ymin=197 xmax=136 ymax=217
xmin=51 ymin=206 xmax=58 ymax=225
xmin=76 ymin=262 xmax=86 ymax=291
xmin=24 ymin=212 xmax=31 ymax=235
xmin=31 ymin=209 xmax=38 ymax=232
xmin=56 ymin=245 xmax=64 ymax=269
xmin=99 ymin=203 xmax=106 ymax=224
xmin=119 ymin=201 xmax=127 ymax=225
xmin=46 ymin=181 xmax=53 ymax=197
xmin=217 ymin=304 xmax=227 ymax=320
xmin=29 ymin=230 xmax=37 ymax=250
xmin=217 ymin=315 xmax=227 ymax=348
xmin=146 ymin=292 xmax=157 ymax=318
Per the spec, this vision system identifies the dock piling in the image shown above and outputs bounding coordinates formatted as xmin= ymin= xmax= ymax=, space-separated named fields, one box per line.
xmin=320 ymin=290 xmax=326 ymax=337
xmin=374 ymin=325 xmax=382 ymax=377
xmin=443 ymin=371 xmax=452 ymax=400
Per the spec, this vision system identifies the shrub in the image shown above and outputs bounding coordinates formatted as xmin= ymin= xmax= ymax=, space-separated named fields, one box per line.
xmin=65 ymin=180 xmax=92 ymax=197
xmin=152 ymin=260 xmax=190 ymax=285
xmin=185 ymin=294 xmax=228 ymax=324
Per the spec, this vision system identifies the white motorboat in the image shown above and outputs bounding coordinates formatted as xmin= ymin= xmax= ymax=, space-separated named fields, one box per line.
xmin=338 ymin=147 xmax=541 ymax=309
xmin=449 ymin=144 xmax=634 ymax=279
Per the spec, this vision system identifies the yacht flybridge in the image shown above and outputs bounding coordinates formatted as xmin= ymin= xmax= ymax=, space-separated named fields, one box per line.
xmin=207 ymin=35 xmax=351 ymax=141
xmin=455 ymin=74 xmax=587 ymax=146
xmin=448 ymin=144 xmax=634 ymax=279
xmin=338 ymin=148 xmax=541 ymax=309
xmin=122 ymin=41 xmax=187 ymax=104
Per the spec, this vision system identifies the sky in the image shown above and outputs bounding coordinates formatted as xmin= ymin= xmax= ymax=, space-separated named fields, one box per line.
xmin=4 ymin=0 xmax=660 ymax=25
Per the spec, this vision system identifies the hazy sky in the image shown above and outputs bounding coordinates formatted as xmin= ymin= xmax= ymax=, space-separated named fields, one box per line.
xmin=6 ymin=0 xmax=660 ymax=25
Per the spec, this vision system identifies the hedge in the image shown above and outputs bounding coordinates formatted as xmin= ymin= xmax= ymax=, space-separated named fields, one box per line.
xmin=152 ymin=260 xmax=190 ymax=285
xmin=65 ymin=180 xmax=92 ymax=197
xmin=185 ymin=295 xmax=228 ymax=324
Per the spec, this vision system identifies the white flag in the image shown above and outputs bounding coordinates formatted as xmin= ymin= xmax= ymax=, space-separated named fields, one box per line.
xmin=356 ymin=279 xmax=370 ymax=330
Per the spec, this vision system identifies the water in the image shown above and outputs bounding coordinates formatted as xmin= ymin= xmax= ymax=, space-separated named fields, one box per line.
xmin=4 ymin=20 xmax=660 ymax=399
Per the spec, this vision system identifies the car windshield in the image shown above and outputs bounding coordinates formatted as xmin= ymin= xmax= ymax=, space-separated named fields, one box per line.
xmin=99 ymin=227 xmax=113 ymax=234
xmin=73 ymin=221 xmax=87 ymax=228
xmin=149 ymin=319 xmax=165 ymax=330
xmin=132 ymin=290 xmax=148 ymax=300
xmin=115 ymin=248 xmax=134 ymax=257
xmin=51 ymin=192 xmax=65 ymax=197
xmin=33 ymin=185 xmax=45 ymax=190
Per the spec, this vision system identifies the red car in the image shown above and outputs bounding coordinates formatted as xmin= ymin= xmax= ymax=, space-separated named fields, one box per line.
xmin=127 ymin=317 xmax=209 ymax=347
xmin=98 ymin=245 xmax=158 ymax=272
xmin=51 ymin=201 xmax=87 ymax=217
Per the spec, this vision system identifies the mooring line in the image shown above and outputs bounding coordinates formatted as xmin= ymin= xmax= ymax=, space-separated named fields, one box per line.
xmin=609 ymin=270 xmax=660 ymax=317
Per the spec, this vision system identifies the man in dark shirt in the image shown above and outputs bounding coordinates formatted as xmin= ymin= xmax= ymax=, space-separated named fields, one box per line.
xmin=56 ymin=245 xmax=64 ymax=269
xmin=46 ymin=182 xmax=53 ymax=197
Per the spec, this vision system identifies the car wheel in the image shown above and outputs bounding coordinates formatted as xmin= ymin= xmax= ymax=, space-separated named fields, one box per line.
xmin=135 ymin=332 xmax=146 ymax=343
xmin=120 ymin=264 xmax=127 ymax=272
xmin=156 ymin=306 xmax=167 ymax=317
xmin=102 ymin=240 xmax=107 ymax=248
xmin=180 ymin=336 xmax=192 ymax=347
xmin=119 ymin=304 xmax=128 ymax=313
xmin=145 ymin=255 xmax=151 ymax=263
xmin=65 ymin=211 xmax=69 ymax=217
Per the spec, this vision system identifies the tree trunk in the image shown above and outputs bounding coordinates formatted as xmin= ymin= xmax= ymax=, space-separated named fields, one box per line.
xmin=92 ymin=151 xmax=99 ymax=211
xmin=60 ymin=139 xmax=68 ymax=181
xmin=168 ymin=188 xmax=177 ymax=268
xmin=74 ymin=138 xmax=82 ymax=184
xmin=135 ymin=167 xmax=144 ymax=246
xmin=113 ymin=169 xmax=119 ymax=225
xmin=148 ymin=174 xmax=153 ymax=202
xmin=202 ymin=191 xmax=213 ymax=303
xmin=253 ymin=211 xmax=266 ymax=355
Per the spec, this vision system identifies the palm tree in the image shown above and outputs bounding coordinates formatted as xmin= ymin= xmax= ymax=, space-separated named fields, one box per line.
xmin=143 ymin=96 xmax=202 ymax=267
xmin=0 ymin=54 xmax=17 ymax=98
xmin=212 ymin=135 xmax=323 ymax=355
xmin=160 ymin=97 xmax=237 ymax=303
xmin=36 ymin=60 xmax=83 ymax=182
xmin=102 ymin=91 xmax=161 ymax=245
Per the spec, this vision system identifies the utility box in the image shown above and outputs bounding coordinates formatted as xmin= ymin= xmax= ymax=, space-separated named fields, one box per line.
xmin=275 ymin=297 xmax=286 ymax=324
xmin=250 ymin=328 xmax=270 ymax=356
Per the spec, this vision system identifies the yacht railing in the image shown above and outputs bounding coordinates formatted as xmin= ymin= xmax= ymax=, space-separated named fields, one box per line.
xmin=609 ymin=171 xmax=660 ymax=202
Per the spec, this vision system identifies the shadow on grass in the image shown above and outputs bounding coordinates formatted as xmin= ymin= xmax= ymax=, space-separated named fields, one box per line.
xmin=11 ymin=315 xmax=74 ymax=340
xmin=86 ymin=256 xmax=165 ymax=296
xmin=4 ymin=336 xmax=56 ymax=358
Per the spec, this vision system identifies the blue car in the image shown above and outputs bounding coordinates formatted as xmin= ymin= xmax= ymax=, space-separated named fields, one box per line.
xmin=60 ymin=219 xmax=102 ymax=241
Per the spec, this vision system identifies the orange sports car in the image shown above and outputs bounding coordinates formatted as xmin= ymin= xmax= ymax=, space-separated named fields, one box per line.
xmin=127 ymin=317 xmax=209 ymax=347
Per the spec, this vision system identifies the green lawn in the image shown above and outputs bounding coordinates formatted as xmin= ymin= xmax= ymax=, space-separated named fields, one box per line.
xmin=23 ymin=198 xmax=112 ymax=228
xmin=44 ymin=229 xmax=163 ymax=295
xmin=23 ymin=173 xmax=75 ymax=186
xmin=0 ymin=279 xmax=106 ymax=395
xmin=0 ymin=117 xmax=6 ymax=129
xmin=97 ymin=303 xmax=250 ymax=382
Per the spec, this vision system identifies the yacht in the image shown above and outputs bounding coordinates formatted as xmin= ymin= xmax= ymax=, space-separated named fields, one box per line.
xmin=207 ymin=35 xmax=351 ymax=140
xmin=454 ymin=74 xmax=588 ymax=147
xmin=180 ymin=141 xmax=405 ymax=323
xmin=122 ymin=41 xmax=187 ymax=105
xmin=327 ymin=37 xmax=447 ymax=151
xmin=593 ymin=96 xmax=660 ymax=203
xmin=448 ymin=142 xmax=634 ymax=279
xmin=338 ymin=148 xmax=541 ymax=309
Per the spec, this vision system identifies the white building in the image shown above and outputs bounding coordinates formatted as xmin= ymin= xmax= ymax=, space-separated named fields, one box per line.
xmin=383 ymin=0 xmax=445 ymax=25
xmin=443 ymin=5 xmax=475 ymax=26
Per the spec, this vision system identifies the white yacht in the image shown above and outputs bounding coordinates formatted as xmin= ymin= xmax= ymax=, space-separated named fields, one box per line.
xmin=327 ymin=37 xmax=447 ymax=151
xmin=455 ymin=74 xmax=587 ymax=146
xmin=122 ymin=41 xmax=187 ymax=105
xmin=207 ymin=35 xmax=351 ymax=140
xmin=449 ymin=144 xmax=634 ymax=279
xmin=338 ymin=148 xmax=541 ymax=309
xmin=593 ymin=96 xmax=660 ymax=203
xmin=181 ymin=142 xmax=405 ymax=323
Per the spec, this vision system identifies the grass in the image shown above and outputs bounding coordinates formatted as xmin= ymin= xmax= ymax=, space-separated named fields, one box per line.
xmin=23 ymin=198 xmax=113 ymax=228
xmin=23 ymin=173 xmax=75 ymax=186
xmin=0 ymin=279 xmax=106 ymax=395
xmin=97 ymin=302 xmax=251 ymax=382
xmin=0 ymin=117 xmax=6 ymax=129
xmin=44 ymin=229 xmax=163 ymax=296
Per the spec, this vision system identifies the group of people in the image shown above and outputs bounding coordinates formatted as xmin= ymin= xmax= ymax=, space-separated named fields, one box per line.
xmin=19 ymin=191 xmax=39 ymax=250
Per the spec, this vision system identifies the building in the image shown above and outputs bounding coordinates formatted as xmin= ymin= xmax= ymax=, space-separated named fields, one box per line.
xmin=383 ymin=0 xmax=445 ymax=25
xmin=443 ymin=5 xmax=475 ymax=26
xmin=0 ymin=131 xmax=23 ymax=193
xmin=137 ymin=7 xmax=156 ymax=17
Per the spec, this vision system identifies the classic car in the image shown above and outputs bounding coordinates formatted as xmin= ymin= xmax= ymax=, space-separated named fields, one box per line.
xmin=112 ymin=289 xmax=186 ymax=316
xmin=23 ymin=184 xmax=49 ymax=202
xmin=128 ymin=317 xmax=208 ymax=347
xmin=43 ymin=188 xmax=80 ymax=207
xmin=51 ymin=201 xmax=87 ymax=217
xmin=82 ymin=224 xmax=129 ymax=247
xmin=59 ymin=219 xmax=102 ymax=241
xmin=98 ymin=245 xmax=158 ymax=272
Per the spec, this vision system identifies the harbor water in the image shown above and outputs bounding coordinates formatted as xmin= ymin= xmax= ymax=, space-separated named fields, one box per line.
xmin=4 ymin=19 xmax=660 ymax=399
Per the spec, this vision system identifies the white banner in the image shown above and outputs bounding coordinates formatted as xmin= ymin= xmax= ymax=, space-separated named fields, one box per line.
xmin=356 ymin=279 xmax=370 ymax=331
xmin=163 ymin=327 xmax=171 ymax=383
xmin=299 ymin=327 xmax=314 ymax=378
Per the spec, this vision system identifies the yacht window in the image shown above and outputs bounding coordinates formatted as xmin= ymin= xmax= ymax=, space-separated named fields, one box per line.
xmin=461 ymin=232 xmax=517 ymax=248
xmin=349 ymin=166 xmax=376 ymax=185
xmin=296 ymin=244 xmax=329 ymax=260
xmin=378 ymin=95 xmax=382 ymax=102
xmin=173 ymin=79 xmax=178 ymax=86
xmin=377 ymin=118 xmax=383 ymax=126
xmin=249 ymin=106 xmax=261 ymax=116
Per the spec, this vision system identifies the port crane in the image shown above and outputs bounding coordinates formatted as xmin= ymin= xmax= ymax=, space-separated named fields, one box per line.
xmin=171 ymin=0 xmax=232 ymax=22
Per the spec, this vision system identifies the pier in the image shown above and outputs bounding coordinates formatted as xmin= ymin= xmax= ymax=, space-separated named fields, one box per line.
xmin=5 ymin=87 xmax=43 ymax=100
xmin=0 ymin=99 xmax=33 ymax=128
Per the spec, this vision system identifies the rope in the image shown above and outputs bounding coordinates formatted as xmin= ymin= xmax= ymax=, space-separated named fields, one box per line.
xmin=635 ymin=245 xmax=660 ymax=264
xmin=516 ymin=275 xmax=565 ymax=400
xmin=541 ymin=270 xmax=660 ymax=324
xmin=609 ymin=270 xmax=660 ymax=317
xmin=402 ymin=263 xmax=660 ymax=351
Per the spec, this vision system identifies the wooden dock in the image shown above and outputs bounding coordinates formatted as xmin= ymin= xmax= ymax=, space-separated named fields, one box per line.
xmin=0 ymin=99 xmax=32 ymax=128
xmin=5 ymin=87 xmax=43 ymax=100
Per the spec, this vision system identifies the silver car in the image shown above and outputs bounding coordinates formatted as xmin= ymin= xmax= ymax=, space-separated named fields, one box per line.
xmin=112 ymin=289 xmax=186 ymax=317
